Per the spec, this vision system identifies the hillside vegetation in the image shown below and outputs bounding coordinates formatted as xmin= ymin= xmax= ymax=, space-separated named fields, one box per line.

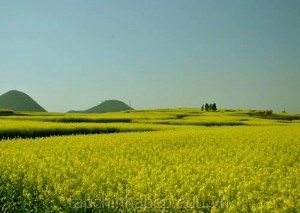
xmin=0 ymin=90 xmax=46 ymax=112
xmin=69 ymin=100 xmax=133 ymax=113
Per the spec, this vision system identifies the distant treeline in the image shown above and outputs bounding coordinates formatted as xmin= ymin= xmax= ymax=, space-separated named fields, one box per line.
xmin=201 ymin=103 xmax=217 ymax=111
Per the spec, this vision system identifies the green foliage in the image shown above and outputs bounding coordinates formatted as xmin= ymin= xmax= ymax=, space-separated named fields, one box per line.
xmin=212 ymin=103 xmax=217 ymax=111
xmin=204 ymin=103 xmax=217 ymax=111
xmin=0 ymin=90 xmax=46 ymax=112
xmin=72 ymin=100 xmax=133 ymax=113
xmin=0 ymin=109 xmax=15 ymax=116
xmin=205 ymin=103 xmax=209 ymax=111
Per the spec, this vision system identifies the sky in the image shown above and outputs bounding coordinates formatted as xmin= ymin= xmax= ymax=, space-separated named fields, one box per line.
xmin=0 ymin=0 xmax=299 ymax=113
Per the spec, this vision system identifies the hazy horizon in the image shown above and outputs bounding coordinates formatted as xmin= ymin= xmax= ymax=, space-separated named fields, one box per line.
xmin=1 ymin=0 xmax=299 ymax=113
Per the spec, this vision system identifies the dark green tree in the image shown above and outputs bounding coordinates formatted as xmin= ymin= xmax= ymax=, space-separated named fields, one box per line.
xmin=201 ymin=105 xmax=204 ymax=111
xmin=205 ymin=103 xmax=209 ymax=111
xmin=212 ymin=103 xmax=217 ymax=111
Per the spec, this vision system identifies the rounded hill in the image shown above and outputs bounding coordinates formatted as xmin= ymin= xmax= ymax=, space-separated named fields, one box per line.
xmin=84 ymin=100 xmax=133 ymax=113
xmin=0 ymin=90 xmax=46 ymax=112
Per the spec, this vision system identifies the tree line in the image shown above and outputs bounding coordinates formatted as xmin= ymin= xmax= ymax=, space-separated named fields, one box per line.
xmin=201 ymin=103 xmax=217 ymax=111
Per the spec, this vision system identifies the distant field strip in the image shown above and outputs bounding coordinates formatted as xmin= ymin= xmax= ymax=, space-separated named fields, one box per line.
xmin=0 ymin=109 xmax=298 ymax=139
xmin=0 ymin=120 xmax=164 ymax=139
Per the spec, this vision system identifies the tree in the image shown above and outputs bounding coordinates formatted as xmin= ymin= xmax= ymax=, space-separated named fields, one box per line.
xmin=201 ymin=105 xmax=204 ymax=111
xmin=205 ymin=103 xmax=209 ymax=111
xmin=212 ymin=103 xmax=217 ymax=111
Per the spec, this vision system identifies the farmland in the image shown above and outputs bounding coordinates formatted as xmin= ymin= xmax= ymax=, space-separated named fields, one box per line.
xmin=0 ymin=109 xmax=300 ymax=212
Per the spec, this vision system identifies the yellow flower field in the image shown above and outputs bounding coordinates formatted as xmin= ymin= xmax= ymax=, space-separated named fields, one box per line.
xmin=0 ymin=109 xmax=299 ymax=212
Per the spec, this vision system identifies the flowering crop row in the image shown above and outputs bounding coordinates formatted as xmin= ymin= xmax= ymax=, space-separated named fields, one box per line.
xmin=0 ymin=124 xmax=299 ymax=212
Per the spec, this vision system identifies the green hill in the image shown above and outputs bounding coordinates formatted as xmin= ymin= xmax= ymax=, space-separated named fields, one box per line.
xmin=69 ymin=100 xmax=133 ymax=113
xmin=0 ymin=90 xmax=46 ymax=112
xmin=85 ymin=100 xmax=133 ymax=113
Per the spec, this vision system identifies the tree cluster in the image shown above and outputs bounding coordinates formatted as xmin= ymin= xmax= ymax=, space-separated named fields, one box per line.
xmin=201 ymin=103 xmax=217 ymax=111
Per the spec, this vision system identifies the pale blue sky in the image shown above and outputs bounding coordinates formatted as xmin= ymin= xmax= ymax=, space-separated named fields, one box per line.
xmin=1 ymin=0 xmax=299 ymax=112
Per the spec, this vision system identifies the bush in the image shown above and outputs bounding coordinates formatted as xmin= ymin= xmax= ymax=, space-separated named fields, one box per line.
xmin=0 ymin=109 xmax=15 ymax=116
